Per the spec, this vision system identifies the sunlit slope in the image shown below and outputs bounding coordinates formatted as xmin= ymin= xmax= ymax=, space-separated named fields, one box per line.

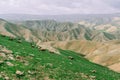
xmin=42 ymin=40 xmax=120 ymax=72
xmin=0 ymin=35 xmax=120 ymax=80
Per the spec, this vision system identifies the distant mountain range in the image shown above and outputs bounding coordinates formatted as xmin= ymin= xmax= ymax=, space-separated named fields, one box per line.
xmin=0 ymin=13 xmax=120 ymax=22
xmin=0 ymin=15 xmax=120 ymax=42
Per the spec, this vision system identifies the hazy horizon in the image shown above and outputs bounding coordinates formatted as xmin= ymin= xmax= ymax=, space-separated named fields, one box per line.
xmin=0 ymin=0 xmax=120 ymax=15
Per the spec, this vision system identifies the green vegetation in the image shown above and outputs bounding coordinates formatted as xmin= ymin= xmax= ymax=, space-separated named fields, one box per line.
xmin=84 ymin=33 xmax=91 ymax=40
xmin=4 ymin=23 xmax=19 ymax=37
xmin=0 ymin=35 xmax=120 ymax=80
xmin=103 ymin=32 xmax=116 ymax=40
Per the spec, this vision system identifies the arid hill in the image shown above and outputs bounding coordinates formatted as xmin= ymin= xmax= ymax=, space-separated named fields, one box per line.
xmin=41 ymin=40 xmax=120 ymax=72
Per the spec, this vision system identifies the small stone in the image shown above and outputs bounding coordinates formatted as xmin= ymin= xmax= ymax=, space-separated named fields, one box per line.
xmin=90 ymin=75 xmax=96 ymax=79
xmin=8 ymin=56 xmax=15 ymax=60
xmin=40 ymin=48 xmax=46 ymax=51
xmin=7 ymin=54 xmax=15 ymax=60
xmin=28 ymin=70 xmax=35 ymax=75
xmin=91 ymin=70 xmax=96 ymax=73
xmin=2 ymin=49 xmax=13 ymax=54
xmin=0 ymin=53 xmax=6 ymax=57
xmin=80 ymin=73 xmax=88 ymax=78
xmin=16 ymin=70 xmax=24 ymax=76
xmin=4 ymin=76 xmax=9 ymax=80
xmin=16 ymin=55 xmax=22 ymax=60
xmin=68 ymin=56 xmax=74 ymax=60
xmin=6 ymin=62 xmax=14 ymax=66
xmin=0 ymin=61 xmax=4 ymax=64
xmin=0 ymin=74 xmax=2 ymax=78
xmin=44 ymin=76 xmax=50 ymax=80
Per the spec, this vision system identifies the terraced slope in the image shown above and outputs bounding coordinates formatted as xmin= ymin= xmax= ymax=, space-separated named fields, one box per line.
xmin=0 ymin=35 xmax=120 ymax=80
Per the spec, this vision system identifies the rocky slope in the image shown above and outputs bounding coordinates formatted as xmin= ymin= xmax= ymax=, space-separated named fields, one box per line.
xmin=1 ymin=35 xmax=119 ymax=80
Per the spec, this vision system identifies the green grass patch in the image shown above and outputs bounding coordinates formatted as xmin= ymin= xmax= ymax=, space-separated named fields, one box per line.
xmin=0 ymin=35 xmax=120 ymax=80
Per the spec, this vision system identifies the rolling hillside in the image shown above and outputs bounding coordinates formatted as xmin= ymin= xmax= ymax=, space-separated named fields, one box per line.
xmin=0 ymin=35 xmax=120 ymax=80
xmin=42 ymin=40 xmax=120 ymax=72
xmin=0 ymin=17 xmax=120 ymax=73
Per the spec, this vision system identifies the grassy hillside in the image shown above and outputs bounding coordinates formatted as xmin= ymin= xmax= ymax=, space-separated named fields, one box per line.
xmin=0 ymin=35 xmax=120 ymax=80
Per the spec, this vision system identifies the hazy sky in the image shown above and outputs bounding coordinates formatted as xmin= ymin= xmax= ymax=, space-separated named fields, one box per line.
xmin=0 ymin=0 xmax=120 ymax=15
